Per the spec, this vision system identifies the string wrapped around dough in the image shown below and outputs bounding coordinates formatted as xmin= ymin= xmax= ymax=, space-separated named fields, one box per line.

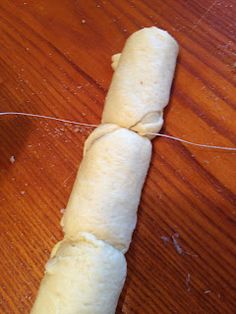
xmin=61 ymin=124 xmax=152 ymax=252
xmin=102 ymin=27 xmax=179 ymax=139
xmin=31 ymin=233 xmax=126 ymax=314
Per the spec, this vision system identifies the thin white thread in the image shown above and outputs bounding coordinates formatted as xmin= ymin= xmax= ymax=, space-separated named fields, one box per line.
xmin=0 ymin=112 xmax=98 ymax=128
xmin=147 ymin=133 xmax=236 ymax=151
xmin=1 ymin=111 xmax=235 ymax=151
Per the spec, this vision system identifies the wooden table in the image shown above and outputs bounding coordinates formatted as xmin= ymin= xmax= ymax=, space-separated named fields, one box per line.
xmin=0 ymin=1 xmax=235 ymax=313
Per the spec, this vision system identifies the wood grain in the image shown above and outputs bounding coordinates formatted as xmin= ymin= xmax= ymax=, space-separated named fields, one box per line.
xmin=0 ymin=0 xmax=236 ymax=313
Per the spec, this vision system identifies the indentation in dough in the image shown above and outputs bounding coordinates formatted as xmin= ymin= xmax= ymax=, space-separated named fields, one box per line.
xmin=130 ymin=111 xmax=164 ymax=139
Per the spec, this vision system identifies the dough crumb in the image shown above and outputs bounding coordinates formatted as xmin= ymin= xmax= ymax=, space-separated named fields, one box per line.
xmin=161 ymin=233 xmax=185 ymax=255
xmin=10 ymin=156 xmax=16 ymax=163
xmin=172 ymin=233 xmax=183 ymax=255
xmin=160 ymin=236 xmax=170 ymax=246
xmin=185 ymin=273 xmax=191 ymax=291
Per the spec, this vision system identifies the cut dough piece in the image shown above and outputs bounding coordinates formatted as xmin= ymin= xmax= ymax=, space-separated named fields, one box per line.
xmin=102 ymin=27 xmax=179 ymax=138
xmin=31 ymin=233 xmax=126 ymax=314
xmin=61 ymin=124 xmax=151 ymax=252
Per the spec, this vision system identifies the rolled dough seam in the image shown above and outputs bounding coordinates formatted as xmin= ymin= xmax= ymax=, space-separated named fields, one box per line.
xmin=83 ymin=123 xmax=120 ymax=155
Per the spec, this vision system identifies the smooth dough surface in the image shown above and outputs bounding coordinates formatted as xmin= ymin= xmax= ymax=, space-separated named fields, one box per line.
xmin=61 ymin=124 xmax=152 ymax=252
xmin=102 ymin=27 xmax=179 ymax=138
xmin=31 ymin=233 xmax=126 ymax=314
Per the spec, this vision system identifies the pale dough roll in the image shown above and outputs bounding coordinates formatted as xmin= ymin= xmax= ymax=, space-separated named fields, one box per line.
xmin=102 ymin=27 xmax=179 ymax=138
xmin=61 ymin=124 xmax=151 ymax=252
xmin=31 ymin=233 xmax=126 ymax=314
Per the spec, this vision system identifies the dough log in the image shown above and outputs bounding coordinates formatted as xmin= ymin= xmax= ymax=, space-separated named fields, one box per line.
xmin=31 ymin=27 xmax=178 ymax=314
xmin=31 ymin=233 xmax=126 ymax=314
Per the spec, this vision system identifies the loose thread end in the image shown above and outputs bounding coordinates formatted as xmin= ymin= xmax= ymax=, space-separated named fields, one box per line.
xmin=0 ymin=112 xmax=98 ymax=128
xmin=147 ymin=132 xmax=236 ymax=151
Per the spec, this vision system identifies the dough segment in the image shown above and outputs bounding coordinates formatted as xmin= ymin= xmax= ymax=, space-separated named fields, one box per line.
xmin=31 ymin=233 xmax=126 ymax=314
xmin=102 ymin=27 xmax=178 ymax=138
xmin=62 ymin=124 xmax=152 ymax=252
